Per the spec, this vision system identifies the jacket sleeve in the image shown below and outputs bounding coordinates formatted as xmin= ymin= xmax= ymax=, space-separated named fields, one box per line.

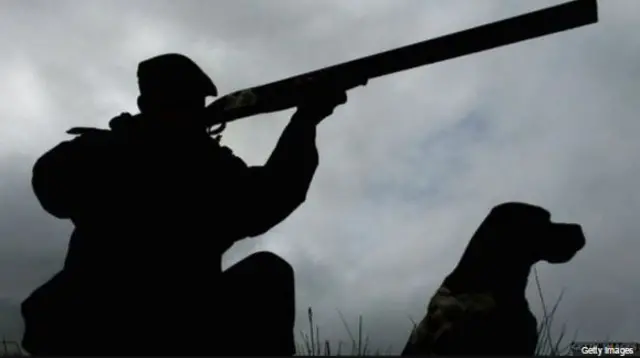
xmin=228 ymin=118 xmax=319 ymax=238
xmin=32 ymin=133 xmax=111 ymax=219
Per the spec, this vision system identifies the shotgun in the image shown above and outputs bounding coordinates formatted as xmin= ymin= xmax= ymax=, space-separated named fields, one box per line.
xmin=205 ymin=0 xmax=598 ymax=129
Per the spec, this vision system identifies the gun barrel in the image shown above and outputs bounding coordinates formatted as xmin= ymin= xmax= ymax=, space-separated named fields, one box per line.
xmin=207 ymin=0 xmax=598 ymax=126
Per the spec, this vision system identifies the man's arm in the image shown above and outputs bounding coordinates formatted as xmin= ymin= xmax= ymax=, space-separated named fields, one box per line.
xmin=32 ymin=133 xmax=112 ymax=219
xmin=235 ymin=117 xmax=320 ymax=238
xmin=229 ymin=84 xmax=347 ymax=238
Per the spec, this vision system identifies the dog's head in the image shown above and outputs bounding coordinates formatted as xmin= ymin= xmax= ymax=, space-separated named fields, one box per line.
xmin=479 ymin=202 xmax=586 ymax=264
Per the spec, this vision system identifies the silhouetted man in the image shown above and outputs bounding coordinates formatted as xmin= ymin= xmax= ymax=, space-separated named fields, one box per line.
xmin=21 ymin=53 xmax=347 ymax=356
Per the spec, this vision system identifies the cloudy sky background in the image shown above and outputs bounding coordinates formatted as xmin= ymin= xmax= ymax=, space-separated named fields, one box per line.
xmin=0 ymin=0 xmax=638 ymax=352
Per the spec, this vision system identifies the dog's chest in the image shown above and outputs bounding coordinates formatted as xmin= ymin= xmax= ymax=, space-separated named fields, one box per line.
xmin=404 ymin=286 xmax=538 ymax=355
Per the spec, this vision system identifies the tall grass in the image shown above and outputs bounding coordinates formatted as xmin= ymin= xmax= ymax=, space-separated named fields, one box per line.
xmin=297 ymin=268 xmax=573 ymax=356
xmin=296 ymin=307 xmax=394 ymax=356
xmin=0 ymin=338 xmax=23 ymax=357
xmin=533 ymin=267 xmax=576 ymax=356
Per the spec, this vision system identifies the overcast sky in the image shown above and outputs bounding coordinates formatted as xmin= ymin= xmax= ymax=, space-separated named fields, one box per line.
xmin=0 ymin=0 xmax=638 ymax=353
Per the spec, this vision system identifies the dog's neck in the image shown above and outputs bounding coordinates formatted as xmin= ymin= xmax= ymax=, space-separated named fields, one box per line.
xmin=443 ymin=243 xmax=537 ymax=302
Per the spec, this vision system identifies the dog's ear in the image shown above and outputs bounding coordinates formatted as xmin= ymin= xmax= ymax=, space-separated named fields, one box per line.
xmin=488 ymin=202 xmax=551 ymax=225
xmin=477 ymin=202 xmax=551 ymax=240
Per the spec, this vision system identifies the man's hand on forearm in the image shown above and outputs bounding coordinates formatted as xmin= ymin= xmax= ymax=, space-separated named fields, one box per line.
xmin=291 ymin=77 xmax=348 ymax=126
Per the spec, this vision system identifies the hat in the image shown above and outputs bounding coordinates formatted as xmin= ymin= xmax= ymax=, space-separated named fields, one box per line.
xmin=137 ymin=53 xmax=218 ymax=98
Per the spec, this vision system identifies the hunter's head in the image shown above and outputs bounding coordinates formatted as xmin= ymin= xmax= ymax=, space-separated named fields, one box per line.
xmin=136 ymin=53 xmax=217 ymax=123
xmin=478 ymin=202 xmax=586 ymax=265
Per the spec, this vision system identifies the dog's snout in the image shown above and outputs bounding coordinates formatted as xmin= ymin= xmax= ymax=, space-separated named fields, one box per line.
xmin=558 ymin=223 xmax=586 ymax=251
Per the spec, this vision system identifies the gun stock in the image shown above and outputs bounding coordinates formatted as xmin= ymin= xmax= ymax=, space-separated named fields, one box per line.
xmin=205 ymin=0 xmax=598 ymax=127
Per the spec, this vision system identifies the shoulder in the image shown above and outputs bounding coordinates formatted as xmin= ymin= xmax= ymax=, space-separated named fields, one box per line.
xmin=38 ymin=122 xmax=120 ymax=165
xmin=50 ymin=127 xmax=114 ymax=155
xmin=63 ymin=112 xmax=137 ymax=141
xmin=58 ymin=112 xmax=137 ymax=149
xmin=66 ymin=126 xmax=112 ymax=143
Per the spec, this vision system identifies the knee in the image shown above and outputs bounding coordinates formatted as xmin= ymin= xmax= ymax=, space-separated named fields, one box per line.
xmin=245 ymin=251 xmax=294 ymax=282
xmin=226 ymin=251 xmax=295 ymax=297
xmin=240 ymin=251 xmax=295 ymax=293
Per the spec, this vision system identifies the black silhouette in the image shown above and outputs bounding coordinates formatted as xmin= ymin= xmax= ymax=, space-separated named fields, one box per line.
xmin=16 ymin=1 xmax=600 ymax=351
xmin=21 ymin=53 xmax=347 ymax=356
xmin=402 ymin=202 xmax=586 ymax=356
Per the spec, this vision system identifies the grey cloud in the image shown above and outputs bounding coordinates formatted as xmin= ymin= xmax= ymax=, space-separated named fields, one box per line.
xmin=0 ymin=0 xmax=639 ymax=353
